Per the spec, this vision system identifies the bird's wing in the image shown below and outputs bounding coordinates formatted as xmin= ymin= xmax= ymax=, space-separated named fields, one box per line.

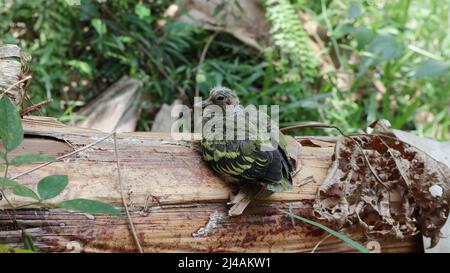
xmin=202 ymin=139 xmax=293 ymax=192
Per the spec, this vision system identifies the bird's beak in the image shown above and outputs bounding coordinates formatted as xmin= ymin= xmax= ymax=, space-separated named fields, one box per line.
xmin=194 ymin=98 xmax=212 ymax=109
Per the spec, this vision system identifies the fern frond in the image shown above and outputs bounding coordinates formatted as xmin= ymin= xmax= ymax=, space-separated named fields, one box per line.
xmin=265 ymin=0 xmax=318 ymax=83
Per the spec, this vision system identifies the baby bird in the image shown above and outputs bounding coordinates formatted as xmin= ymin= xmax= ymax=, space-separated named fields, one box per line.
xmin=199 ymin=86 xmax=294 ymax=215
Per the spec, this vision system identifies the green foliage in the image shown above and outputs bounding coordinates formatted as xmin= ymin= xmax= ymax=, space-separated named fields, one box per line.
xmin=10 ymin=154 xmax=56 ymax=166
xmin=37 ymin=174 xmax=69 ymax=200
xmin=0 ymin=177 xmax=40 ymax=200
xmin=0 ymin=96 xmax=24 ymax=152
xmin=21 ymin=233 xmax=37 ymax=252
xmin=0 ymin=0 xmax=200 ymax=121
xmin=348 ymin=1 xmax=364 ymax=19
xmin=265 ymin=0 xmax=318 ymax=82
xmin=0 ymin=244 xmax=34 ymax=253
xmin=134 ymin=3 xmax=151 ymax=20
xmin=58 ymin=199 xmax=125 ymax=220
xmin=1 ymin=0 xmax=448 ymax=140
xmin=412 ymin=60 xmax=450 ymax=78
xmin=316 ymin=0 xmax=450 ymax=140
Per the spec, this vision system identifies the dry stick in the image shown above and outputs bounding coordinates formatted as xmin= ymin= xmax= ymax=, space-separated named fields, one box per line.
xmin=9 ymin=133 xmax=114 ymax=180
xmin=24 ymin=95 xmax=44 ymax=116
xmin=280 ymin=122 xmax=345 ymax=135
xmin=195 ymin=31 xmax=219 ymax=97
xmin=21 ymin=98 xmax=52 ymax=116
xmin=1 ymin=75 xmax=32 ymax=95
xmin=20 ymin=73 xmax=32 ymax=114
xmin=311 ymin=233 xmax=332 ymax=253
xmin=113 ymin=132 xmax=143 ymax=253
xmin=281 ymin=123 xmax=388 ymax=188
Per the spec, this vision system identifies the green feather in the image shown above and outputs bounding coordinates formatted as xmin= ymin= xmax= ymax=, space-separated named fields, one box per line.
xmin=201 ymin=87 xmax=293 ymax=193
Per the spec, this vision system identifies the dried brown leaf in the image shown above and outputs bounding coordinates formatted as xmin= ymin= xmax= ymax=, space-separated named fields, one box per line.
xmin=314 ymin=133 xmax=450 ymax=247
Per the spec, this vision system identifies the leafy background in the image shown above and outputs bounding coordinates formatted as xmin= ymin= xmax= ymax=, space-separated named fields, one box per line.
xmin=1 ymin=0 xmax=449 ymax=140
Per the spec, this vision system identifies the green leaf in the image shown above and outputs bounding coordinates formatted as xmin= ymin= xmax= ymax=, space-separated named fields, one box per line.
xmin=67 ymin=60 xmax=93 ymax=77
xmin=354 ymin=27 xmax=375 ymax=49
xmin=368 ymin=34 xmax=404 ymax=61
xmin=134 ymin=3 xmax=151 ymax=19
xmin=348 ymin=1 xmax=364 ymax=19
xmin=91 ymin=18 xmax=107 ymax=36
xmin=10 ymin=154 xmax=56 ymax=166
xmin=0 ymin=95 xmax=24 ymax=152
xmin=366 ymin=93 xmax=377 ymax=124
xmin=279 ymin=209 xmax=370 ymax=253
xmin=21 ymin=232 xmax=37 ymax=252
xmin=0 ymin=150 xmax=6 ymax=161
xmin=0 ymin=177 xmax=39 ymax=200
xmin=392 ymin=98 xmax=419 ymax=129
xmin=0 ymin=244 xmax=34 ymax=253
xmin=412 ymin=60 xmax=450 ymax=78
xmin=196 ymin=72 xmax=207 ymax=83
xmin=332 ymin=23 xmax=354 ymax=39
xmin=0 ymin=164 xmax=5 ymax=172
xmin=37 ymin=174 xmax=68 ymax=200
xmin=58 ymin=199 xmax=124 ymax=220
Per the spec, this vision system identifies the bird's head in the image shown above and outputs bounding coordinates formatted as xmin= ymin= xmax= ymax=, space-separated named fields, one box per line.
xmin=200 ymin=86 xmax=240 ymax=109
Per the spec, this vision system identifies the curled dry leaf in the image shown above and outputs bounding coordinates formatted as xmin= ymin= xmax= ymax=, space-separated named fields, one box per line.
xmin=314 ymin=134 xmax=450 ymax=248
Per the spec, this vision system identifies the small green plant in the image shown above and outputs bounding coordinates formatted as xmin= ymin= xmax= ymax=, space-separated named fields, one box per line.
xmin=0 ymin=95 xmax=124 ymax=252
xmin=279 ymin=209 xmax=370 ymax=253
xmin=265 ymin=0 xmax=318 ymax=83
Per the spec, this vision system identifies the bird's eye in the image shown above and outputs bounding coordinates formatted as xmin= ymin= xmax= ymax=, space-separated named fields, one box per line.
xmin=216 ymin=95 xmax=225 ymax=101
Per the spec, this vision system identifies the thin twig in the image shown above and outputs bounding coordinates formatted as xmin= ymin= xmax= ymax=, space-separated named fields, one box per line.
xmin=20 ymin=71 xmax=33 ymax=115
xmin=2 ymin=75 xmax=32 ymax=95
xmin=24 ymin=95 xmax=44 ymax=116
xmin=195 ymin=31 xmax=219 ymax=97
xmin=280 ymin=122 xmax=346 ymax=135
xmin=20 ymin=98 xmax=52 ymax=116
xmin=9 ymin=133 xmax=114 ymax=180
xmin=113 ymin=132 xmax=143 ymax=253
xmin=311 ymin=233 xmax=332 ymax=253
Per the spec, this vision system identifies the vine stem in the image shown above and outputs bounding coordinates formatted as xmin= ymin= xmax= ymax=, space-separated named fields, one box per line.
xmin=1 ymin=150 xmax=17 ymax=214
xmin=281 ymin=122 xmax=388 ymax=188
xmin=113 ymin=132 xmax=143 ymax=253
xmin=1 ymin=150 xmax=18 ymax=225
xmin=280 ymin=122 xmax=346 ymax=135
xmin=3 ymin=150 xmax=9 ymax=178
